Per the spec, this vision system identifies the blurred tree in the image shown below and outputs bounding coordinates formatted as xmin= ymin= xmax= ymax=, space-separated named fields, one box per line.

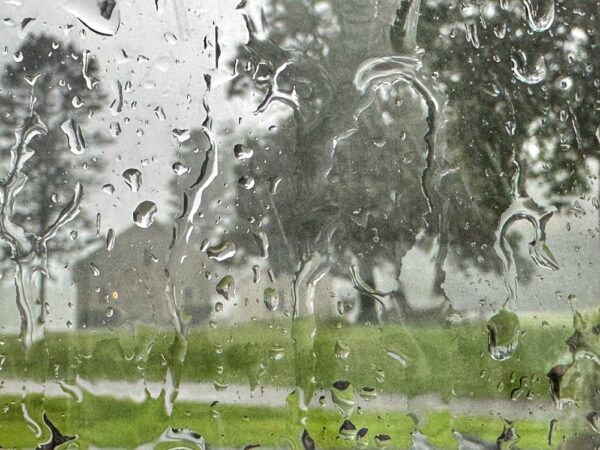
xmin=228 ymin=0 xmax=598 ymax=321
xmin=0 ymin=33 xmax=109 ymax=329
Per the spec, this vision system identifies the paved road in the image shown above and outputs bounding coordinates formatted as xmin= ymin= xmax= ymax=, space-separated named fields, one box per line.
xmin=0 ymin=377 xmax=570 ymax=422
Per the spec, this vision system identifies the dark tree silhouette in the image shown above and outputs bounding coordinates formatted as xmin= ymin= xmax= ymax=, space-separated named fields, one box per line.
xmin=227 ymin=0 xmax=597 ymax=322
xmin=0 ymin=34 xmax=110 ymax=338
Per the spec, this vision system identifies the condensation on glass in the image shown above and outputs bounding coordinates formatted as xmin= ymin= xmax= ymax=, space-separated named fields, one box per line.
xmin=0 ymin=0 xmax=599 ymax=449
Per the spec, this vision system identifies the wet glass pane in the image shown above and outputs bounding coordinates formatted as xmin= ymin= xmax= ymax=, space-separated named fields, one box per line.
xmin=1 ymin=0 xmax=600 ymax=448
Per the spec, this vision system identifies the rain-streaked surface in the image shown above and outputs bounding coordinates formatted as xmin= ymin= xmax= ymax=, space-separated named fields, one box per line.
xmin=1 ymin=0 xmax=600 ymax=448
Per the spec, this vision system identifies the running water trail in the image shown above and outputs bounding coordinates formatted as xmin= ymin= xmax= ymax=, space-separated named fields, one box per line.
xmin=493 ymin=160 xmax=558 ymax=307
xmin=162 ymin=99 xmax=219 ymax=416
xmin=0 ymin=75 xmax=84 ymax=348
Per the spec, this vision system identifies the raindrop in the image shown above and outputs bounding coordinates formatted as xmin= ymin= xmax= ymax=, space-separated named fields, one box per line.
xmin=102 ymin=183 xmax=115 ymax=195
xmin=164 ymin=32 xmax=178 ymax=45
xmin=64 ymin=0 xmax=120 ymax=36
xmin=487 ymin=309 xmax=520 ymax=361
xmin=239 ymin=175 xmax=255 ymax=190
xmin=359 ymin=387 xmax=377 ymax=400
xmin=122 ymin=168 xmax=142 ymax=192
xmin=105 ymin=306 xmax=114 ymax=318
xmin=13 ymin=51 xmax=23 ymax=62
xmin=81 ymin=50 xmax=99 ymax=89
xmin=269 ymin=344 xmax=285 ymax=361
xmin=334 ymin=340 xmax=350 ymax=360
xmin=106 ymin=228 xmax=115 ymax=251
xmin=252 ymin=231 xmax=269 ymax=257
xmin=206 ymin=240 xmax=236 ymax=261
xmin=385 ymin=350 xmax=407 ymax=367
xmin=511 ymin=51 xmax=547 ymax=84
xmin=172 ymin=128 xmax=191 ymax=143
xmin=61 ymin=118 xmax=86 ymax=155
xmin=497 ymin=420 xmax=520 ymax=449
xmin=154 ymin=106 xmax=166 ymax=121
xmin=339 ymin=420 xmax=357 ymax=440
xmin=133 ymin=201 xmax=157 ymax=228
xmin=331 ymin=381 xmax=356 ymax=417
xmin=216 ymin=275 xmax=235 ymax=300
xmin=522 ymin=0 xmax=555 ymax=32
xmin=72 ymin=96 xmax=84 ymax=108
xmin=172 ymin=162 xmax=190 ymax=175
xmin=263 ymin=287 xmax=279 ymax=311
xmin=233 ymin=143 xmax=253 ymax=159
xmin=89 ymin=263 xmax=100 ymax=277
xmin=109 ymin=121 xmax=121 ymax=137
xmin=374 ymin=434 xmax=391 ymax=448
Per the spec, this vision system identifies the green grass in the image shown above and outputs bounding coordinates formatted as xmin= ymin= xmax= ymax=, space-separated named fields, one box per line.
xmin=0 ymin=394 xmax=569 ymax=449
xmin=0 ymin=318 xmax=574 ymax=400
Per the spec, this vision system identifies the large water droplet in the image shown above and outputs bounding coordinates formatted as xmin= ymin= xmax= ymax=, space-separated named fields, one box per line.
xmin=64 ymin=0 xmax=120 ymax=36
xmin=487 ymin=309 xmax=520 ymax=361
xmin=252 ymin=231 xmax=269 ymax=258
xmin=133 ymin=201 xmax=157 ymax=228
xmin=263 ymin=287 xmax=279 ymax=311
xmin=122 ymin=168 xmax=142 ymax=192
xmin=216 ymin=275 xmax=235 ymax=300
xmin=60 ymin=118 xmax=86 ymax=155
xmin=331 ymin=380 xmax=356 ymax=417
xmin=511 ymin=51 xmax=547 ymax=84
xmin=206 ymin=240 xmax=236 ymax=261
xmin=522 ymin=0 xmax=555 ymax=32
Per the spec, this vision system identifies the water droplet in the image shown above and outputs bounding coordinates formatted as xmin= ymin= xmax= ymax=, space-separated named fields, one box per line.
xmin=64 ymin=0 xmax=120 ymax=36
xmin=359 ymin=387 xmax=377 ymax=400
xmin=511 ymin=51 xmax=547 ymax=84
xmin=122 ymin=168 xmax=142 ymax=192
xmin=13 ymin=51 xmax=23 ymax=62
xmin=133 ymin=201 xmax=157 ymax=228
xmin=269 ymin=344 xmax=285 ymax=361
xmin=164 ymin=32 xmax=178 ymax=45
xmin=102 ymin=183 xmax=115 ymax=194
xmin=105 ymin=306 xmax=114 ymax=318
xmin=233 ymin=143 xmax=253 ymax=159
xmin=216 ymin=275 xmax=235 ymax=300
xmin=522 ymin=0 xmax=555 ymax=32
xmin=487 ymin=309 xmax=520 ymax=361
xmin=331 ymin=381 xmax=355 ymax=417
xmin=172 ymin=162 xmax=190 ymax=175
xmin=239 ymin=175 xmax=255 ymax=190
xmin=89 ymin=263 xmax=100 ymax=277
xmin=374 ymin=434 xmax=391 ymax=448
xmin=106 ymin=228 xmax=115 ymax=251
xmin=263 ymin=287 xmax=279 ymax=311
xmin=61 ymin=118 xmax=86 ymax=155
xmin=206 ymin=240 xmax=236 ymax=261
xmin=252 ymin=231 xmax=269 ymax=258
xmin=109 ymin=121 xmax=121 ymax=137
xmin=334 ymin=340 xmax=350 ymax=360
xmin=385 ymin=350 xmax=407 ymax=367
xmin=339 ymin=420 xmax=357 ymax=440
xmin=72 ymin=96 xmax=85 ymax=108
xmin=154 ymin=106 xmax=166 ymax=121
xmin=172 ymin=128 xmax=191 ymax=143
xmin=497 ymin=420 xmax=520 ymax=449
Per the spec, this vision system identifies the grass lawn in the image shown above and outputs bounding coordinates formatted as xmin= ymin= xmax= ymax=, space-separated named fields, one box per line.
xmin=0 ymin=394 xmax=572 ymax=449
xmin=0 ymin=317 xmax=574 ymax=401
